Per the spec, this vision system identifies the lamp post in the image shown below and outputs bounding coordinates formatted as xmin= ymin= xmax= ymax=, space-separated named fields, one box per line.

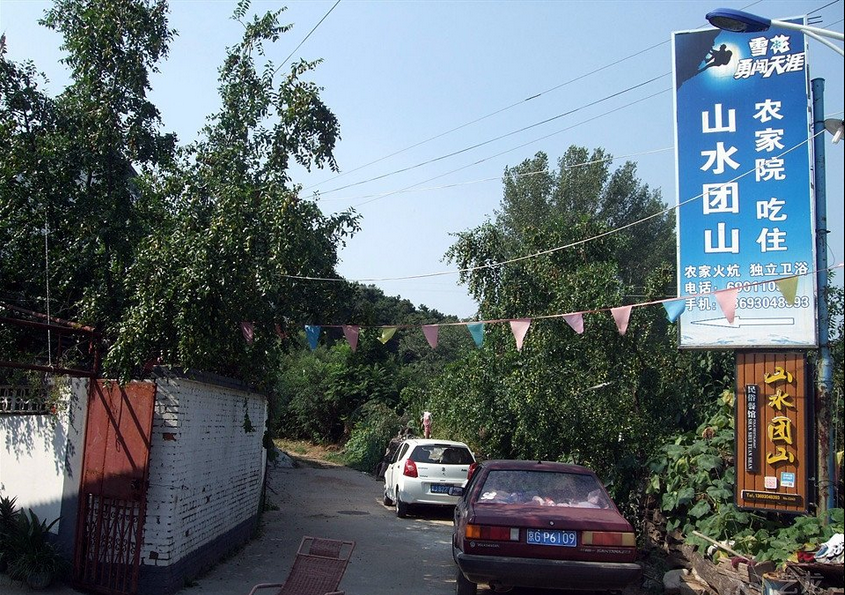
xmin=707 ymin=8 xmax=843 ymax=517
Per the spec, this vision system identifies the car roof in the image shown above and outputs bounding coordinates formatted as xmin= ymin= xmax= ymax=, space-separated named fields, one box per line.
xmin=401 ymin=438 xmax=471 ymax=449
xmin=477 ymin=459 xmax=597 ymax=475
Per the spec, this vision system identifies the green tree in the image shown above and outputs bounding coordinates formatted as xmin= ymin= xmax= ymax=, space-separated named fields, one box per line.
xmin=2 ymin=1 xmax=359 ymax=386
xmin=436 ymin=147 xmax=729 ymax=509
xmin=103 ymin=1 xmax=359 ymax=383
xmin=272 ymin=283 xmax=472 ymax=445
xmin=39 ymin=0 xmax=177 ymax=325
xmin=1 ymin=0 xmax=175 ymax=372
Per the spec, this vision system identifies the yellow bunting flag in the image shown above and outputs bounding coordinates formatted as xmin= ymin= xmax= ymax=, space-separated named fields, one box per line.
xmin=379 ymin=326 xmax=397 ymax=344
xmin=776 ymin=276 xmax=799 ymax=305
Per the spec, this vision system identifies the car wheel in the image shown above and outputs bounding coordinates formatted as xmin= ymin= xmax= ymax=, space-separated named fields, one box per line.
xmin=383 ymin=486 xmax=393 ymax=506
xmin=395 ymin=491 xmax=409 ymax=518
xmin=455 ymin=568 xmax=477 ymax=595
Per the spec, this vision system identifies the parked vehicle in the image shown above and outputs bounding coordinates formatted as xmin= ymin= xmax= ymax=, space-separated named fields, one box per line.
xmin=382 ymin=439 xmax=475 ymax=518
xmin=451 ymin=460 xmax=641 ymax=594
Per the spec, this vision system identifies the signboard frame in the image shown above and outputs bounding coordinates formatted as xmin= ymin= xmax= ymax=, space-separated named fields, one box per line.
xmin=672 ymin=19 xmax=817 ymax=349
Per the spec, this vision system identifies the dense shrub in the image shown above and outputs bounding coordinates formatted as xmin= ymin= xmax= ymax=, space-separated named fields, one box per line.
xmin=342 ymin=402 xmax=405 ymax=473
xmin=647 ymin=390 xmax=844 ymax=567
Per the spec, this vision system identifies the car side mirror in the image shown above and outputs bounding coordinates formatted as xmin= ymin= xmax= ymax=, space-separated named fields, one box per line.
xmin=448 ymin=487 xmax=464 ymax=497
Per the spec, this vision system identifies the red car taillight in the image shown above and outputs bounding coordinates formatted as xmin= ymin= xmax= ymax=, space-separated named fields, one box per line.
xmin=403 ymin=459 xmax=418 ymax=478
xmin=581 ymin=531 xmax=636 ymax=547
xmin=467 ymin=462 xmax=478 ymax=482
xmin=465 ymin=524 xmax=520 ymax=541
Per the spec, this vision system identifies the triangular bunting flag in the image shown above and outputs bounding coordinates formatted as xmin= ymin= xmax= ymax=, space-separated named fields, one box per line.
xmin=663 ymin=299 xmax=686 ymax=323
xmin=510 ymin=319 xmax=531 ymax=351
xmin=715 ymin=288 xmax=738 ymax=324
xmin=563 ymin=313 xmax=584 ymax=334
xmin=422 ymin=325 xmax=439 ymax=349
xmin=467 ymin=322 xmax=485 ymax=347
xmin=379 ymin=326 xmax=397 ymax=344
xmin=611 ymin=306 xmax=632 ymax=336
xmin=240 ymin=321 xmax=254 ymax=344
xmin=776 ymin=276 xmax=799 ymax=305
xmin=343 ymin=325 xmax=360 ymax=352
xmin=274 ymin=323 xmax=286 ymax=340
xmin=305 ymin=325 xmax=321 ymax=350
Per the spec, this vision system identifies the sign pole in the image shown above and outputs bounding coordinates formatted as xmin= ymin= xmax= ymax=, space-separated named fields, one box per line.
xmin=811 ymin=77 xmax=833 ymax=518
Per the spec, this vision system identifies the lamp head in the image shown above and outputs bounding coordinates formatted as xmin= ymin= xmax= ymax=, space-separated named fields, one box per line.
xmin=706 ymin=8 xmax=772 ymax=33
xmin=824 ymin=118 xmax=844 ymax=144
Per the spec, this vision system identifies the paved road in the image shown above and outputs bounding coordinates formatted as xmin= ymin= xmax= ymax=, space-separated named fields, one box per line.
xmin=2 ymin=455 xmax=650 ymax=595
xmin=185 ymin=456 xmax=460 ymax=595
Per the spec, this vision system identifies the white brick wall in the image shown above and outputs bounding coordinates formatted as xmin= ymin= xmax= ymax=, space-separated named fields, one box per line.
xmin=142 ymin=375 xmax=267 ymax=566
xmin=0 ymin=377 xmax=89 ymax=536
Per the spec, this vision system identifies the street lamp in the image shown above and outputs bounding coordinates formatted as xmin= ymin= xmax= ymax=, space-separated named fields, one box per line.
xmin=705 ymin=8 xmax=844 ymax=56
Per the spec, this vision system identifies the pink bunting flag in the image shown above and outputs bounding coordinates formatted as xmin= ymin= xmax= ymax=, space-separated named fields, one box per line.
xmin=611 ymin=306 xmax=632 ymax=336
xmin=563 ymin=313 xmax=584 ymax=334
xmin=240 ymin=321 xmax=254 ymax=344
xmin=715 ymin=288 xmax=739 ymax=324
xmin=342 ymin=325 xmax=360 ymax=352
xmin=509 ymin=319 xmax=531 ymax=351
xmin=422 ymin=325 xmax=439 ymax=349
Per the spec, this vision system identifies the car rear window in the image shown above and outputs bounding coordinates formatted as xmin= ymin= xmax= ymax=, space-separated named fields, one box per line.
xmin=476 ymin=470 xmax=611 ymax=509
xmin=410 ymin=445 xmax=474 ymax=465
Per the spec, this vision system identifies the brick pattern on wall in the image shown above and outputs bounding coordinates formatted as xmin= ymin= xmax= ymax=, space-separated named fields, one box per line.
xmin=142 ymin=377 xmax=267 ymax=567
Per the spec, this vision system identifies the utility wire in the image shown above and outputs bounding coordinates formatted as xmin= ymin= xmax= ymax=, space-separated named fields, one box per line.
xmin=300 ymin=41 xmax=670 ymax=193
xmin=351 ymin=88 xmax=671 ymax=208
xmin=281 ymin=127 xmax=829 ymax=283
xmin=304 ymin=74 xmax=669 ymax=201
xmin=300 ymin=0 xmax=772 ymax=194
xmin=319 ymin=146 xmax=674 ymax=204
xmin=274 ymin=0 xmax=341 ymax=74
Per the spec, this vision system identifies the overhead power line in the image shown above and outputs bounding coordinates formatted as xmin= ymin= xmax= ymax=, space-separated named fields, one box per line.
xmin=351 ymin=88 xmax=671 ymax=209
xmin=282 ymin=128 xmax=831 ymax=284
xmin=298 ymin=0 xmax=779 ymax=195
xmin=274 ymin=0 xmax=342 ymax=74
xmin=302 ymin=74 xmax=670 ymax=202
xmin=318 ymin=146 xmax=674 ymax=205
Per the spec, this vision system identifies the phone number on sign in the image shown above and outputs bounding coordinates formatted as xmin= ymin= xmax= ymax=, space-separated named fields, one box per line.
xmin=737 ymin=296 xmax=811 ymax=309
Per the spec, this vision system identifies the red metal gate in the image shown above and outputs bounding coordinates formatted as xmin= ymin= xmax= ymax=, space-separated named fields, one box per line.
xmin=73 ymin=380 xmax=156 ymax=595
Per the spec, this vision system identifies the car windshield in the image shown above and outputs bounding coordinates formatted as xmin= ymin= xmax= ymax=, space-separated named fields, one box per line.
xmin=410 ymin=445 xmax=473 ymax=465
xmin=476 ymin=470 xmax=611 ymax=509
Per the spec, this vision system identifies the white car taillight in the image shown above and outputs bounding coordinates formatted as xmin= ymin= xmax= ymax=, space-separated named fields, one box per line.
xmin=403 ymin=459 xmax=418 ymax=478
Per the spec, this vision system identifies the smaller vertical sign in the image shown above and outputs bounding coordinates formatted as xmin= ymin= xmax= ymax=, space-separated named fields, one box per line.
xmin=735 ymin=352 xmax=810 ymax=513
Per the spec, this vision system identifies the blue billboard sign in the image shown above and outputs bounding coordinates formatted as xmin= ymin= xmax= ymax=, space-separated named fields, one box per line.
xmin=672 ymin=20 xmax=817 ymax=348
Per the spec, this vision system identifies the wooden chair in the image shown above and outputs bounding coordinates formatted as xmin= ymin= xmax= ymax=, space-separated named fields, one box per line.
xmin=247 ymin=536 xmax=356 ymax=595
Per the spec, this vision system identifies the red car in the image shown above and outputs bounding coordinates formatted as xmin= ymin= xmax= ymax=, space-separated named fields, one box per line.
xmin=451 ymin=460 xmax=641 ymax=594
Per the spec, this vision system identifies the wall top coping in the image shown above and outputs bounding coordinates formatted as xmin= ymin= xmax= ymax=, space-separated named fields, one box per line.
xmin=147 ymin=366 xmax=262 ymax=397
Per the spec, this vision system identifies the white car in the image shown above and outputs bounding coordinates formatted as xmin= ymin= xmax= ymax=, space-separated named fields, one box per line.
xmin=382 ymin=438 xmax=476 ymax=518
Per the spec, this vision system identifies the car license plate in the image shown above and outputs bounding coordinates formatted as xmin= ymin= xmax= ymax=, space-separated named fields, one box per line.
xmin=526 ymin=530 xmax=577 ymax=547
xmin=430 ymin=484 xmax=454 ymax=494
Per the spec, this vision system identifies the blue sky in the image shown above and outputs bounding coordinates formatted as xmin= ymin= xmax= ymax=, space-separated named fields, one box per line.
xmin=1 ymin=0 xmax=842 ymax=320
